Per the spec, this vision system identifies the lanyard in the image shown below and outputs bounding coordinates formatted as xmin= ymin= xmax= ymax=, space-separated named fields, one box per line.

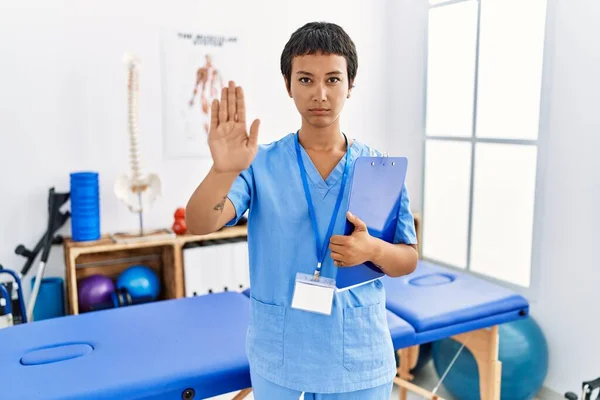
xmin=294 ymin=131 xmax=351 ymax=280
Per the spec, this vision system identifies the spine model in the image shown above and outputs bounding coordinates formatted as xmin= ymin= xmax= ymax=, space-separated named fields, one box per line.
xmin=114 ymin=53 xmax=162 ymax=236
xmin=125 ymin=54 xmax=146 ymax=191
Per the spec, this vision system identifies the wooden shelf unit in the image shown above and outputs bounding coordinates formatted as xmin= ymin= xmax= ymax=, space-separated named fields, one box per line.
xmin=63 ymin=225 xmax=248 ymax=315
xmin=62 ymin=213 xmax=420 ymax=315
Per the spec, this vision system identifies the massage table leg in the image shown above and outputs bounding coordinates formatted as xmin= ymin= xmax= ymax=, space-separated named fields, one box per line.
xmin=393 ymin=326 xmax=501 ymax=400
xmin=396 ymin=346 xmax=420 ymax=400
xmin=232 ymin=388 xmax=253 ymax=399
xmin=396 ymin=344 xmax=449 ymax=400
xmin=453 ymin=325 xmax=501 ymax=400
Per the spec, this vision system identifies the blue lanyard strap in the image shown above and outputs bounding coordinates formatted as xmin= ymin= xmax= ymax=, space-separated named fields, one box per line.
xmin=294 ymin=131 xmax=351 ymax=280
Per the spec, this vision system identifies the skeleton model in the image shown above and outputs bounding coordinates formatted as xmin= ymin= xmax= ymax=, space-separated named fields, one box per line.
xmin=114 ymin=53 xmax=161 ymax=236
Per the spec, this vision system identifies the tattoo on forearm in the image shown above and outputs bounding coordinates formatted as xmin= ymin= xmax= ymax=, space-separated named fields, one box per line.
xmin=213 ymin=196 xmax=227 ymax=211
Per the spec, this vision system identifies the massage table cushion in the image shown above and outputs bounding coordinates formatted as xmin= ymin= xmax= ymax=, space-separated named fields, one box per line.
xmin=382 ymin=260 xmax=529 ymax=345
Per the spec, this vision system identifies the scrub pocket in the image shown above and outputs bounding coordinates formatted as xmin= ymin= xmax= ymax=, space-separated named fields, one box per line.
xmin=248 ymin=295 xmax=286 ymax=368
xmin=343 ymin=301 xmax=387 ymax=373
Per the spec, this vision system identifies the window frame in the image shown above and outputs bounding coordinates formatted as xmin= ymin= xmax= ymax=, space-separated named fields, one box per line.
xmin=419 ymin=0 xmax=557 ymax=300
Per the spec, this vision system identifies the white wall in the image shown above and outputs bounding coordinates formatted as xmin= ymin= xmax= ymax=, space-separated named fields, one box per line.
xmin=385 ymin=0 xmax=600 ymax=395
xmin=385 ymin=0 xmax=429 ymax=209
xmin=528 ymin=0 xmax=600 ymax=393
xmin=0 ymin=0 xmax=390 ymax=290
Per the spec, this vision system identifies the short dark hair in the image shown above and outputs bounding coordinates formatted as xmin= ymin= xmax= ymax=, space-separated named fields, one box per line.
xmin=280 ymin=22 xmax=358 ymax=92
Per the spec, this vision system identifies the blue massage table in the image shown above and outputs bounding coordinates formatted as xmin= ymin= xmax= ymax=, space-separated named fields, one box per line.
xmin=0 ymin=292 xmax=253 ymax=400
xmin=383 ymin=260 xmax=529 ymax=400
xmin=0 ymin=260 xmax=528 ymax=400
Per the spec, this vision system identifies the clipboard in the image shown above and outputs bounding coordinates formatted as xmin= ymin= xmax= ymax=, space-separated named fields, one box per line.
xmin=336 ymin=156 xmax=408 ymax=291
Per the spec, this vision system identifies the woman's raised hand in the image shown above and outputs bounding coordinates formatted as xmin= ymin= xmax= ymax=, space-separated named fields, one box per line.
xmin=208 ymin=81 xmax=260 ymax=173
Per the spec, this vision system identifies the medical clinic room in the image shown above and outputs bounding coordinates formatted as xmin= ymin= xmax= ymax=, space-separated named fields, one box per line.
xmin=1 ymin=0 xmax=598 ymax=399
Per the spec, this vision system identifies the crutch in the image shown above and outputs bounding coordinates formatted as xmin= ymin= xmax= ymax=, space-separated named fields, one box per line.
xmin=25 ymin=188 xmax=70 ymax=322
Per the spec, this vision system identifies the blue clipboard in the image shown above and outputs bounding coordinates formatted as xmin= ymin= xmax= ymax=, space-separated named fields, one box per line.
xmin=336 ymin=156 xmax=408 ymax=291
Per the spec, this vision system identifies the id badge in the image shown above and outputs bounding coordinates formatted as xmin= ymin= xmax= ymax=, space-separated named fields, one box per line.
xmin=291 ymin=273 xmax=336 ymax=315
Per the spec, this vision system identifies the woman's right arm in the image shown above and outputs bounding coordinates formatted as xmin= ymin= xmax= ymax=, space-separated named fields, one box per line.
xmin=185 ymin=81 xmax=260 ymax=235
xmin=185 ymin=166 xmax=239 ymax=235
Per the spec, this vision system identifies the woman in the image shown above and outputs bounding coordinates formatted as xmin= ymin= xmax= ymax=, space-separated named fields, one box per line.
xmin=186 ymin=21 xmax=418 ymax=400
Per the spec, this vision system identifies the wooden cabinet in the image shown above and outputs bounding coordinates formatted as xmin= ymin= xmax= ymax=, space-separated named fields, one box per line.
xmin=62 ymin=225 xmax=248 ymax=315
xmin=62 ymin=213 xmax=420 ymax=315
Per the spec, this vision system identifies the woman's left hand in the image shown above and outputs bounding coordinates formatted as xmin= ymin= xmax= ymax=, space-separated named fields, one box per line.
xmin=329 ymin=211 xmax=377 ymax=267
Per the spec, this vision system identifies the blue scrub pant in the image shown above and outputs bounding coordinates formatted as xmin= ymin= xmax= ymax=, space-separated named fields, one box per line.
xmin=250 ymin=369 xmax=394 ymax=399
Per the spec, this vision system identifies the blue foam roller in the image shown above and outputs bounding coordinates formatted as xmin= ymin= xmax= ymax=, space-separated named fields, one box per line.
xmin=70 ymin=171 xmax=101 ymax=242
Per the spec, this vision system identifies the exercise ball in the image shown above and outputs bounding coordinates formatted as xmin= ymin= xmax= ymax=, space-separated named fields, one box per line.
xmin=116 ymin=265 xmax=160 ymax=301
xmin=78 ymin=275 xmax=115 ymax=312
xmin=432 ymin=317 xmax=548 ymax=400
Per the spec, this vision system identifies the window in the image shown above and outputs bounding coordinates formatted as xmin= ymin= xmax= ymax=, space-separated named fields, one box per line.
xmin=421 ymin=0 xmax=549 ymax=289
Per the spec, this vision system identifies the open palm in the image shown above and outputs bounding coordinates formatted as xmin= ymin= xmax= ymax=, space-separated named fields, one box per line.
xmin=208 ymin=81 xmax=260 ymax=173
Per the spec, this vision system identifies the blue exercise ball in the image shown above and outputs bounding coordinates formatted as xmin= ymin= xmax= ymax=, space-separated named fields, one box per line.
xmin=432 ymin=317 xmax=548 ymax=400
xmin=116 ymin=265 xmax=161 ymax=301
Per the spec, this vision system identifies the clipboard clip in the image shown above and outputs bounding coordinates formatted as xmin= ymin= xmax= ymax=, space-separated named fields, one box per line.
xmin=368 ymin=148 xmax=388 ymax=158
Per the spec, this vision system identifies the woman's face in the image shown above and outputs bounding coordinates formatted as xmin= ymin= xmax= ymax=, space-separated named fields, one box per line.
xmin=286 ymin=52 xmax=352 ymax=130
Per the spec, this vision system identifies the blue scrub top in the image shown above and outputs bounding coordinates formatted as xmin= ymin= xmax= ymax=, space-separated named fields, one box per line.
xmin=225 ymin=132 xmax=417 ymax=393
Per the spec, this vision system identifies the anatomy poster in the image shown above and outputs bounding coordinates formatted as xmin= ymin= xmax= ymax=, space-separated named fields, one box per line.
xmin=161 ymin=30 xmax=245 ymax=158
